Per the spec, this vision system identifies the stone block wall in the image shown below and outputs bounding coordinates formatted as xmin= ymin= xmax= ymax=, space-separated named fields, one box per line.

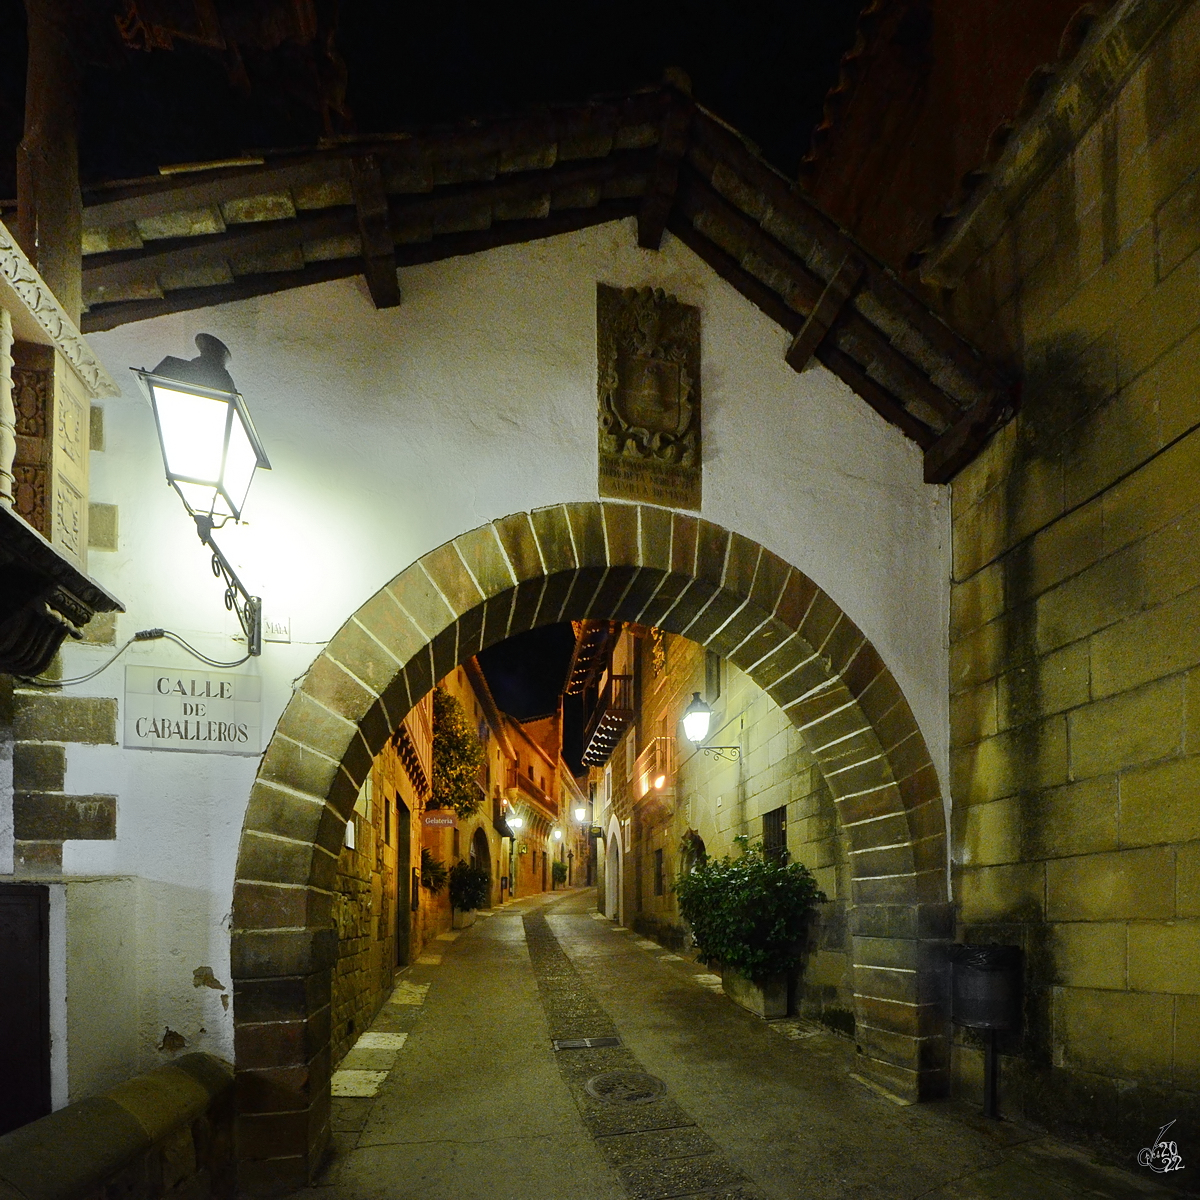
xmin=330 ymin=766 xmax=397 ymax=1067
xmin=937 ymin=0 xmax=1200 ymax=1149
xmin=9 ymin=652 xmax=119 ymax=873
xmin=624 ymin=632 xmax=853 ymax=1028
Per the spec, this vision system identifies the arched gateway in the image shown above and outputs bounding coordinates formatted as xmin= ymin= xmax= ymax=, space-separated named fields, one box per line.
xmin=232 ymin=501 xmax=951 ymax=1190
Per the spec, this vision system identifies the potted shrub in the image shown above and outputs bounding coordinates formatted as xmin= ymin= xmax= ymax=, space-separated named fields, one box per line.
xmin=675 ymin=837 xmax=826 ymax=1019
xmin=449 ymin=859 xmax=490 ymax=928
xmin=551 ymin=860 xmax=568 ymax=889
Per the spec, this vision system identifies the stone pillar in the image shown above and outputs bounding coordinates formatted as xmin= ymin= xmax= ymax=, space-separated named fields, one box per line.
xmin=849 ymin=901 xmax=954 ymax=1102
xmin=17 ymin=0 xmax=82 ymax=325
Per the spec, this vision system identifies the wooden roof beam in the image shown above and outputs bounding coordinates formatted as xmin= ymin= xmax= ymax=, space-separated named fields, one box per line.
xmin=665 ymin=215 xmax=937 ymax=449
xmin=675 ymin=168 xmax=959 ymax=432
xmin=785 ymin=253 xmax=863 ymax=372
xmin=349 ymin=154 xmax=401 ymax=309
xmin=688 ymin=113 xmax=1010 ymax=405
xmin=637 ymin=98 xmax=693 ymax=251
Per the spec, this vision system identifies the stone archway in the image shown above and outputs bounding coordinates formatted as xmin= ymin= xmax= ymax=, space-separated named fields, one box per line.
xmin=231 ymin=502 xmax=951 ymax=1192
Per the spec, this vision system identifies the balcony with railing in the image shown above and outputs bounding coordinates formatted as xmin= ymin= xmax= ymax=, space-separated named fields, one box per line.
xmin=580 ymin=673 xmax=633 ymax=767
xmin=392 ymin=693 xmax=433 ymax=795
xmin=631 ymin=736 xmax=676 ymax=816
xmin=506 ymin=765 xmax=558 ymax=818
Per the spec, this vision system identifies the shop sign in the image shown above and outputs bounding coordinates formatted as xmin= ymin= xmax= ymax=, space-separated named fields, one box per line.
xmin=422 ymin=812 xmax=456 ymax=827
xmin=124 ymin=666 xmax=261 ymax=755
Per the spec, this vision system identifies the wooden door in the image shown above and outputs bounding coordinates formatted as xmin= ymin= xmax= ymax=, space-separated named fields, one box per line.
xmin=0 ymin=885 xmax=51 ymax=1134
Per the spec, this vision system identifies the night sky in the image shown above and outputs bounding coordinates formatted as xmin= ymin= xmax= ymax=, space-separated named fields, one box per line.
xmin=0 ymin=1 xmax=863 ymax=196
xmin=476 ymin=624 xmax=585 ymax=775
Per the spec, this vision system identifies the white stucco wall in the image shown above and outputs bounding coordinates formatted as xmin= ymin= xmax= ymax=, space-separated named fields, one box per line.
xmin=44 ymin=217 xmax=948 ymax=1079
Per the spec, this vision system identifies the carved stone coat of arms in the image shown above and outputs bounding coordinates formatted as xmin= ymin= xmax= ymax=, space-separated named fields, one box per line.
xmin=597 ymin=284 xmax=701 ymax=510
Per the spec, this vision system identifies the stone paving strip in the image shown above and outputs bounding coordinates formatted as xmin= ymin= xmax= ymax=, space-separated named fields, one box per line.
xmin=388 ymin=980 xmax=430 ymax=1006
xmin=524 ymin=906 xmax=768 ymax=1200
xmin=330 ymin=1018 xmax=418 ymax=1097
xmin=416 ymin=953 xmax=442 ymax=964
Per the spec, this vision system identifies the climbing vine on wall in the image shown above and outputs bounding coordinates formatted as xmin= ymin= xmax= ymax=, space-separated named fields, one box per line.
xmin=431 ymin=686 xmax=484 ymax=818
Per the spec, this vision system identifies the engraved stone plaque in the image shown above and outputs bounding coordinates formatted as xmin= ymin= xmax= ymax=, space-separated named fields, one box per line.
xmin=597 ymin=284 xmax=701 ymax=510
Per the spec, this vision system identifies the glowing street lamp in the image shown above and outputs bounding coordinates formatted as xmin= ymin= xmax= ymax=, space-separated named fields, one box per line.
xmin=134 ymin=335 xmax=270 ymax=655
xmin=553 ymin=829 xmax=563 ymax=841
xmin=682 ymin=692 xmax=712 ymax=743
xmin=682 ymin=691 xmax=740 ymax=762
xmin=509 ymin=814 xmax=524 ymax=830
xmin=574 ymin=805 xmax=587 ymax=822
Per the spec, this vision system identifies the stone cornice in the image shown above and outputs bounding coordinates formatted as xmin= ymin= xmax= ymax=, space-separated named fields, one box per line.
xmin=0 ymin=220 xmax=119 ymax=398
xmin=919 ymin=0 xmax=1192 ymax=288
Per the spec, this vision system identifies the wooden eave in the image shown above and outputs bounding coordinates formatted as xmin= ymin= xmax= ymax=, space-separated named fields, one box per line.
xmin=71 ymin=86 xmax=1013 ymax=482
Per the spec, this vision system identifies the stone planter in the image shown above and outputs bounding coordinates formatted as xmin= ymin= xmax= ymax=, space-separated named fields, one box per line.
xmin=721 ymin=967 xmax=788 ymax=1019
xmin=452 ymin=908 xmax=476 ymax=929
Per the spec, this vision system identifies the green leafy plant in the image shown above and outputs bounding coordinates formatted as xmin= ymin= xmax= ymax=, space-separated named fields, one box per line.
xmin=448 ymin=859 xmax=490 ymax=911
xmin=551 ymin=860 xmax=568 ymax=886
xmin=431 ymin=686 xmax=484 ymax=818
xmin=421 ymin=847 xmax=448 ymax=893
xmin=674 ymin=840 xmax=826 ymax=981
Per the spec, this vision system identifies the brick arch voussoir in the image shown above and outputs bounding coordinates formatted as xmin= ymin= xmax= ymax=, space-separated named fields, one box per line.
xmin=230 ymin=504 xmax=953 ymax=1189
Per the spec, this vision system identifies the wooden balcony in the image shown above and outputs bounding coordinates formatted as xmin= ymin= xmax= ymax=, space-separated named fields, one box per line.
xmin=506 ymin=765 xmax=558 ymax=818
xmin=580 ymin=673 xmax=633 ymax=768
xmin=631 ymin=736 xmax=676 ymax=803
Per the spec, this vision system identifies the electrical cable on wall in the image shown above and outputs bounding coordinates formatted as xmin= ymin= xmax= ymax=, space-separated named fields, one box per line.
xmin=17 ymin=628 xmax=251 ymax=688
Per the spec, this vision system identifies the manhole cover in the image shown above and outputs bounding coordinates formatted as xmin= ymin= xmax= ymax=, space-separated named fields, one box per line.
xmin=584 ymin=1070 xmax=667 ymax=1104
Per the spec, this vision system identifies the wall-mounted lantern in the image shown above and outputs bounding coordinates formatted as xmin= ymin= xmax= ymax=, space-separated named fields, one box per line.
xmin=574 ymin=805 xmax=587 ymax=822
xmin=682 ymin=692 xmax=740 ymax=762
xmin=133 ymin=335 xmax=270 ymax=655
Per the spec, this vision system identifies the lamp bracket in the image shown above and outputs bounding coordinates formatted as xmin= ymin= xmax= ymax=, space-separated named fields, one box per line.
xmin=194 ymin=514 xmax=262 ymax=656
xmin=702 ymin=746 xmax=741 ymax=762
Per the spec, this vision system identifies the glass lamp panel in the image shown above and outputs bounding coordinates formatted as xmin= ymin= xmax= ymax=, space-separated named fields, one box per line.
xmin=152 ymin=385 xmax=228 ymax=491
xmin=222 ymin=407 xmax=261 ymax=518
xmin=682 ymin=708 xmax=710 ymax=744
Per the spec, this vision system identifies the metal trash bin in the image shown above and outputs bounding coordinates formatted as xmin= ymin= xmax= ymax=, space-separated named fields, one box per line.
xmin=950 ymin=944 xmax=1022 ymax=1117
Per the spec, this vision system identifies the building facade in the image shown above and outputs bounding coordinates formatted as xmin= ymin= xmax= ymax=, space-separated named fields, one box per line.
xmin=591 ymin=626 xmax=854 ymax=1030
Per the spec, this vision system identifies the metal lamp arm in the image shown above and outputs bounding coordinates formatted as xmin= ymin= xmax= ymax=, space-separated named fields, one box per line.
xmin=193 ymin=514 xmax=262 ymax=656
xmin=701 ymin=745 xmax=741 ymax=762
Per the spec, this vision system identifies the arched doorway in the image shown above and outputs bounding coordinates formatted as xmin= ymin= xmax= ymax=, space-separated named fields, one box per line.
xmin=232 ymin=502 xmax=950 ymax=1189
xmin=605 ymin=829 xmax=621 ymax=921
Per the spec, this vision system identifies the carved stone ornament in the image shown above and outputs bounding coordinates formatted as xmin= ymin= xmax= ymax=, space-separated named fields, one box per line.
xmin=0 ymin=220 xmax=119 ymax=398
xmin=597 ymin=284 xmax=701 ymax=510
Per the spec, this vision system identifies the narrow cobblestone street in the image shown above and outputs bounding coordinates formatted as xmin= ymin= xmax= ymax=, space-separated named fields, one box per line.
xmin=295 ymin=890 xmax=1176 ymax=1200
